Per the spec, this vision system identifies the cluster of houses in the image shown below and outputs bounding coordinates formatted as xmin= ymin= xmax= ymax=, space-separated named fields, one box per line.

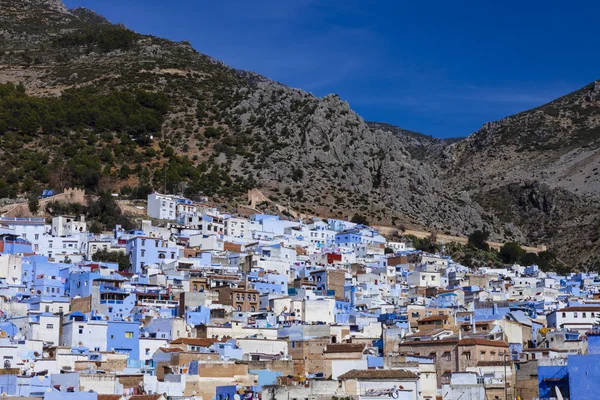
xmin=0 ymin=192 xmax=597 ymax=400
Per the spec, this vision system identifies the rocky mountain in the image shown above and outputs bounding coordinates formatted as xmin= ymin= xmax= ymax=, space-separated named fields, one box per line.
xmin=0 ymin=0 xmax=490 ymax=234
xmin=366 ymin=121 xmax=463 ymax=162
xmin=0 ymin=0 xmax=598 ymax=268
xmin=442 ymin=83 xmax=600 ymax=267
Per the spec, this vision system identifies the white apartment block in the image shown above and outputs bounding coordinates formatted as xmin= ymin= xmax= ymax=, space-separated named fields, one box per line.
xmin=147 ymin=193 xmax=177 ymax=220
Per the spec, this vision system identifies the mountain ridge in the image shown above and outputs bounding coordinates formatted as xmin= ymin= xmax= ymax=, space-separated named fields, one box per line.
xmin=1 ymin=0 xmax=599 ymax=267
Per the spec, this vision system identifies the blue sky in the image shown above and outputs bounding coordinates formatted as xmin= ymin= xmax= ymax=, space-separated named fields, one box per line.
xmin=64 ymin=0 xmax=599 ymax=138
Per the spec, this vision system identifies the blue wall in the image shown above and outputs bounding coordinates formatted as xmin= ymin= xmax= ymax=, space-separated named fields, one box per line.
xmin=588 ymin=333 xmax=600 ymax=354
xmin=126 ymin=237 xmax=177 ymax=274
xmin=215 ymin=385 xmax=237 ymax=400
xmin=0 ymin=374 xmax=17 ymax=395
xmin=186 ymin=306 xmax=211 ymax=326
xmin=107 ymin=320 xmax=140 ymax=360
xmin=249 ymin=369 xmax=282 ymax=387
xmin=568 ymin=354 xmax=600 ymax=400
xmin=538 ymin=365 xmax=569 ymax=399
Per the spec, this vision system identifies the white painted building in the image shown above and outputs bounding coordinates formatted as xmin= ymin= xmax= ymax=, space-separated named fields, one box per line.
xmin=407 ymin=271 xmax=441 ymax=288
xmin=224 ymin=216 xmax=249 ymax=238
xmin=387 ymin=241 xmax=408 ymax=252
xmin=547 ymin=306 xmax=600 ymax=331
xmin=37 ymin=233 xmax=86 ymax=262
xmin=62 ymin=318 xmax=108 ymax=351
xmin=51 ymin=216 xmax=87 ymax=237
xmin=30 ymin=314 xmax=61 ymax=346
xmin=147 ymin=193 xmax=178 ymax=220
xmin=0 ymin=253 xmax=22 ymax=286
xmin=140 ymin=337 xmax=170 ymax=363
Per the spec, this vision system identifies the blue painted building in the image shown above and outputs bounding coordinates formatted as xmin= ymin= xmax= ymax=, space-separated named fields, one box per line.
xmin=335 ymin=231 xmax=362 ymax=248
xmin=126 ymin=237 xmax=178 ymax=274
xmin=215 ymin=385 xmax=237 ymax=400
xmin=107 ymin=320 xmax=140 ymax=360
xmin=0 ymin=235 xmax=33 ymax=255
xmin=248 ymin=270 xmax=288 ymax=295
xmin=185 ymin=306 xmax=211 ymax=326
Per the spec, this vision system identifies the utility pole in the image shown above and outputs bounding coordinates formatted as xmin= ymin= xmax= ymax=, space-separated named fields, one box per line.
xmin=503 ymin=352 xmax=509 ymax=400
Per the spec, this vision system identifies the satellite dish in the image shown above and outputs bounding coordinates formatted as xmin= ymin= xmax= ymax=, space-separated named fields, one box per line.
xmin=144 ymin=332 xmax=149 ymax=338
xmin=43 ymin=352 xmax=49 ymax=358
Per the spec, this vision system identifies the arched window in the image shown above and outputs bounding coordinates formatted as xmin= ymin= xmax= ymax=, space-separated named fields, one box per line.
xmin=237 ymin=306 xmax=241 ymax=312
xmin=193 ymin=284 xmax=197 ymax=292
xmin=158 ymin=253 xmax=166 ymax=259
xmin=250 ymin=306 xmax=255 ymax=312
xmin=236 ymin=294 xmax=240 ymax=300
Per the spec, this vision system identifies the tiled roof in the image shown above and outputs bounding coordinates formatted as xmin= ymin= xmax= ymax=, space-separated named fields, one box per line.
xmin=97 ymin=396 xmax=124 ymax=400
xmin=398 ymin=338 xmax=460 ymax=346
xmin=157 ymin=347 xmax=183 ymax=353
xmin=418 ymin=315 xmax=449 ymax=323
xmin=338 ymin=369 xmax=418 ymax=380
xmin=128 ymin=396 xmax=164 ymax=400
xmin=170 ymin=337 xmax=220 ymax=347
xmin=458 ymin=338 xmax=509 ymax=348
xmin=323 ymin=343 xmax=365 ymax=354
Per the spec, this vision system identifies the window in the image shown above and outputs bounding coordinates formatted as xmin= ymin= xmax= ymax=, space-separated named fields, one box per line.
xmin=49 ymin=241 xmax=53 ymax=248
xmin=480 ymin=351 xmax=486 ymax=360
xmin=250 ymin=306 xmax=255 ymax=312
xmin=46 ymin=324 xmax=53 ymax=329
xmin=141 ymin=250 xmax=145 ymax=257
xmin=443 ymin=352 xmax=451 ymax=361
xmin=171 ymin=253 xmax=175 ymax=259
xmin=145 ymin=348 xmax=150 ymax=356
xmin=562 ymin=312 xmax=566 ymax=318
xmin=574 ymin=313 xmax=578 ymax=318
xmin=125 ymin=332 xmax=134 ymax=338
xmin=158 ymin=253 xmax=166 ymax=259
xmin=78 ymin=326 xmax=84 ymax=334
xmin=463 ymin=352 xmax=471 ymax=360
xmin=141 ymin=240 xmax=146 ymax=246
xmin=193 ymin=284 xmax=197 ymax=292
xmin=155 ymin=240 xmax=159 ymax=248
xmin=237 ymin=306 xmax=241 ymax=311
xmin=583 ymin=313 xmax=587 ymax=318
xmin=35 ymin=234 xmax=39 ymax=240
